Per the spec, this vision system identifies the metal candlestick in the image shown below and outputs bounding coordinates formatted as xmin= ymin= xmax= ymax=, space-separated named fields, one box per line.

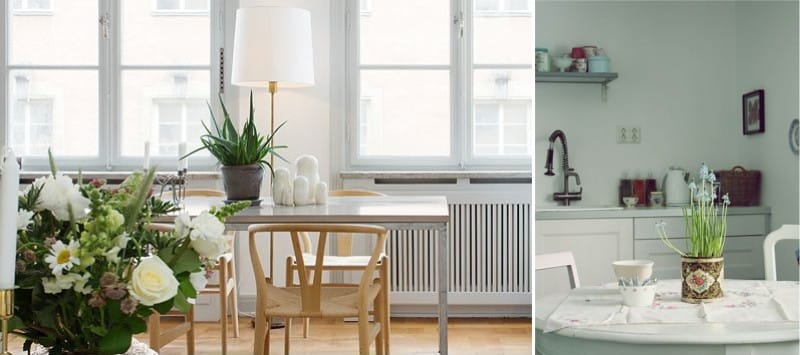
xmin=0 ymin=289 xmax=13 ymax=355
xmin=156 ymin=169 xmax=188 ymax=205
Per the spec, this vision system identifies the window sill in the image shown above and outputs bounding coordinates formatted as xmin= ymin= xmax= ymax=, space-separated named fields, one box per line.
xmin=340 ymin=170 xmax=532 ymax=180
xmin=20 ymin=171 xmax=220 ymax=184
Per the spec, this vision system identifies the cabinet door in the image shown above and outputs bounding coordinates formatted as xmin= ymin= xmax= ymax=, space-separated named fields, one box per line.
xmin=535 ymin=219 xmax=633 ymax=297
xmin=635 ymin=236 xmax=765 ymax=280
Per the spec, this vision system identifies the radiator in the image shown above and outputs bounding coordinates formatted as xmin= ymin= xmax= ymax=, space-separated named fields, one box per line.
xmin=386 ymin=203 xmax=531 ymax=305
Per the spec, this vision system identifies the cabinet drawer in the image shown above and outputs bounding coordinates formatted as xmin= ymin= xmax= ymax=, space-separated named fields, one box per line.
xmin=634 ymin=214 xmax=767 ymax=240
xmin=634 ymin=236 xmax=765 ymax=280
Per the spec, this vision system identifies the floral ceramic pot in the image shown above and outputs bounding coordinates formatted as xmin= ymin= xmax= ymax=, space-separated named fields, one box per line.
xmin=681 ymin=256 xmax=724 ymax=303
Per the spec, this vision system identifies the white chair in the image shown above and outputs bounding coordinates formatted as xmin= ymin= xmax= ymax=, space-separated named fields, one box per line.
xmin=763 ymin=224 xmax=800 ymax=281
xmin=535 ymin=251 xmax=580 ymax=289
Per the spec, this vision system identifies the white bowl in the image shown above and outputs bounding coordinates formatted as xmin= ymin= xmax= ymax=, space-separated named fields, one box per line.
xmin=620 ymin=284 xmax=657 ymax=307
xmin=612 ymin=259 xmax=654 ymax=280
xmin=554 ymin=57 xmax=573 ymax=72
xmin=622 ymin=196 xmax=638 ymax=208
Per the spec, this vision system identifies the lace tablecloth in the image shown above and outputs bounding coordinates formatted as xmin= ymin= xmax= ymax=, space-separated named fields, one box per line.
xmin=544 ymin=279 xmax=800 ymax=333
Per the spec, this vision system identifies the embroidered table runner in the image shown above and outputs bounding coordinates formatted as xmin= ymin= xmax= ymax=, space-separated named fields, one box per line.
xmin=544 ymin=279 xmax=799 ymax=333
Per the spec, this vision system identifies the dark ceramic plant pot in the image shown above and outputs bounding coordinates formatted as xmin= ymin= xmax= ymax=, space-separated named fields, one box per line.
xmin=220 ymin=164 xmax=264 ymax=204
xmin=681 ymin=256 xmax=724 ymax=303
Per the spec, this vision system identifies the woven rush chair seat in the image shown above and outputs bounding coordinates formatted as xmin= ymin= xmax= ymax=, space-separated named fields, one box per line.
xmin=261 ymin=283 xmax=381 ymax=318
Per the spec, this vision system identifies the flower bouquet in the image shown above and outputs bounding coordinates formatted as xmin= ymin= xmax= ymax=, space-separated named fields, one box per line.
xmin=657 ymin=163 xmax=731 ymax=303
xmin=11 ymin=158 xmax=248 ymax=354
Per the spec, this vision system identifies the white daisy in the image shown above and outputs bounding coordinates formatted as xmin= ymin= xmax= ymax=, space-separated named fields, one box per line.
xmin=44 ymin=240 xmax=81 ymax=276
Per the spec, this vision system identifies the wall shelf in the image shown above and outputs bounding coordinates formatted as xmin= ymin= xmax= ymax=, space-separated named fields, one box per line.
xmin=536 ymin=72 xmax=619 ymax=101
xmin=535 ymin=72 xmax=618 ymax=85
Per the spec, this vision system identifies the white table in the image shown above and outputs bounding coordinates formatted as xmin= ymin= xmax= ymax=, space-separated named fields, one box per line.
xmin=535 ymin=280 xmax=800 ymax=355
xmin=158 ymin=195 xmax=452 ymax=354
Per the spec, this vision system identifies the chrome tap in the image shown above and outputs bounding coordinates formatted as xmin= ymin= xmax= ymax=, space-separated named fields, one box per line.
xmin=544 ymin=130 xmax=582 ymax=205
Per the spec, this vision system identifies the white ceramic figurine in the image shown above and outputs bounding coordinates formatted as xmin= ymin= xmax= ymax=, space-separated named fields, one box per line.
xmin=272 ymin=167 xmax=294 ymax=206
xmin=295 ymin=155 xmax=320 ymax=203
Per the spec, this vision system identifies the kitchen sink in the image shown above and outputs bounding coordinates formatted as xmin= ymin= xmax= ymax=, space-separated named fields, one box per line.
xmin=536 ymin=205 xmax=623 ymax=212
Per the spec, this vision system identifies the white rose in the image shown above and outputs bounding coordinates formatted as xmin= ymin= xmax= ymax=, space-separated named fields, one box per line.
xmin=189 ymin=271 xmax=208 ymax=292
xmin=128 ymin=256 xmax=179 ymax=306
xmin=17 ymin=209 xmax=34 ymax=230
xmin=189 ymin=212 xmax=227 ymax=259
xmin=174 ymin=212 xmax=193 ymax=238
xmin=39 ymin=174 xmax=90 ymax=221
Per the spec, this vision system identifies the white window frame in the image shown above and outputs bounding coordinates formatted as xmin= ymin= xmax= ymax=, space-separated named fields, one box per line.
xmin=344 ymin=0 xmax=531 ymax=170
xmin=11 ymin=0 xmax=54 ymax=16
xmin=0 ymin=0 xmax=223 ymax=171
xmin=152 ymin=0 xmax=209 ymax=16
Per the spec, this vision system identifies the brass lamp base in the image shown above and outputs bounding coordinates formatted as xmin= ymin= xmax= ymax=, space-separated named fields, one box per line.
xmin=0 ymin=289 xmax=13 ymax=355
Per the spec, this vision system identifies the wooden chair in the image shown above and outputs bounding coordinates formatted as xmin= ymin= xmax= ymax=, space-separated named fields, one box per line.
xmin=286 ymin=190 xmax=389 ymax=346
xmin=249 ymin=223 xmax=389 ymax=355
xmin=146 ymin=223 xmax=196 ymax=355
xmin=183 ymin=189 xmax=240 ymax=355
xmin=535 ymin=251 xmax=580 ymax=289
xmin=763 ymin=224 xmax=800 ymax=281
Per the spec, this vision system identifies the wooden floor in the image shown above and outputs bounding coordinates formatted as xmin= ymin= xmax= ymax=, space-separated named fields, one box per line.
xmin=8 ymin=317 xmax=532 ymax=355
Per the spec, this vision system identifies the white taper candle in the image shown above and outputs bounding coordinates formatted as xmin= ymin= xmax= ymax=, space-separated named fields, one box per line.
xmin=143 ymin=141 xmax=151 ymax=170
xmin=178 ymin=142 xmax=187 ymax=171
xmin=0 ymin=148 xmax=20 ymax=289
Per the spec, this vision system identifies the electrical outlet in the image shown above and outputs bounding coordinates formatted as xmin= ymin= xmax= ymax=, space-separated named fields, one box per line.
xmin=616 ymin=126 xmax=642 ymax=144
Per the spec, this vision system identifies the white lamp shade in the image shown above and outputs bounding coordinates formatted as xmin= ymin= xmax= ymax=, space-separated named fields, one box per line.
xmin=232 ymin=7 xmax=315 ymax=88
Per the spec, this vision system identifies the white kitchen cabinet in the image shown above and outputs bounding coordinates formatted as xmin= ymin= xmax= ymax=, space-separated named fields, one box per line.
xmin=633 ymin=214 xmax=768 ymax=280
xmin=634 ymin=236 xmax=765 ymax=280
xmin=535 ymin=219 xmax=633 ymax=297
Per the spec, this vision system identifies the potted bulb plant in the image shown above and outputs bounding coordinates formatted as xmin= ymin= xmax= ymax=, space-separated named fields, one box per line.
xmin=657 ymin=163 xmax=731 ymax=303
xmin=184 ymin=91 xmax=286 ymax=205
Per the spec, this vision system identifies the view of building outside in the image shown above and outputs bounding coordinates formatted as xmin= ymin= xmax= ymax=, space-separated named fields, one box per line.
xmin=359 ymin=0 xmax=532 ymax=158
xmin=7 ymin=0 xmax=211 ymax=160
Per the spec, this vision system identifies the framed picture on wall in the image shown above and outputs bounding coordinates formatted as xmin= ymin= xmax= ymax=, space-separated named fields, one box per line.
xmin=742 ymin=89 xmax=765 ymax=135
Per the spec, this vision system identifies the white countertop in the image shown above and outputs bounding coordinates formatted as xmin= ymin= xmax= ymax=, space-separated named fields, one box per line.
xmin=535 ymin=206 xmax=771 ymax=220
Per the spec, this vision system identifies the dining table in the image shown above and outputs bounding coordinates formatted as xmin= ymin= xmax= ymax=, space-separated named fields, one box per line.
xmin=535 ymin=279 xmax=800 ymax=355
xmin=156 ymin=195 xmax=452 ymax=354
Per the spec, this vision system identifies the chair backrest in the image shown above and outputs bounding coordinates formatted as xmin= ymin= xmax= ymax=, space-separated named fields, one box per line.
xmin=249 ymin=224 xmax=387 ymax=313
xmin=763 ymin=224 xmax=800 ymax=281
xmin=535 ymin=251 xmax=580 ymax=289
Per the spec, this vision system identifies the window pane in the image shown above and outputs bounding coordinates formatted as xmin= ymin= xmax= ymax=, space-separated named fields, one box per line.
xmin=475 ymin=0 xmax=498 ymax=11
xmin=507 ymin=0 xmax=530 ymax=11
xmin=475 ymin=103 xmax=499 ymax=124
xmin=8 ymin=70 xmax=99 ymax=157
xmin=504 ymin=102 xmax=528 ymax=124
xmin=156 ymin=0 xmax=179 ymax=10
xmin=122 ymin=0 xmax=210 ymax=65
xmin=184 ymin=0 xmax=208 ymax=11
xmin=120 ymin=70 xmax=210 ymax=157
xmin=473 ymin=2 xmax=531 ymax=64
xmin=360 ymin=70 xmax=450 ymax=156
xmin=360 ymin=0 xmax=449 ymax=65
xmin=474 ymin=69 xmax=532 ymax=100
xmin=473 ymin=70 xmax=531 ymax=157
xmin=475 ymin=125 xmax=499 ymax=145
xmin=10 ymin=0 xmax=97 ymax=65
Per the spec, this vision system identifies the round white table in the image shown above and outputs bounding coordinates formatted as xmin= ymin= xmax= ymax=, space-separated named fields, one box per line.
xmin=535 ymin=280 xmax=800 ymax=355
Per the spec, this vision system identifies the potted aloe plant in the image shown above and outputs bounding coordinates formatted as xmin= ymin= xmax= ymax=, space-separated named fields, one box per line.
xmin=183 ymin=91 xmax=286 ymax=205
xmin=657 ymin=163 xmax=731 ymax=303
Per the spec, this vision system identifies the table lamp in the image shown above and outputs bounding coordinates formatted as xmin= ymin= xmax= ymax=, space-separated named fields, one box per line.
xmin=231 ymin=6 xmax=315 ymax=299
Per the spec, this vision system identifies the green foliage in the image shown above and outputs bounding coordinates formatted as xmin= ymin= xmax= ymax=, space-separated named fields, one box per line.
xmin=210 ymin=200 xmax=251 ymax=222
xmin=183 ymin=91 xmax=288 ymax=177
xmin=13 ymin=157 xmax=247 ymax=354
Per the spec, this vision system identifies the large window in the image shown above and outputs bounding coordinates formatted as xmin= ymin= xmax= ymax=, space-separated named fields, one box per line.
xmin=348 ymin=0 xmax=532 ymax=168
xmin=2 ymin=0 xmax=219 ymax=170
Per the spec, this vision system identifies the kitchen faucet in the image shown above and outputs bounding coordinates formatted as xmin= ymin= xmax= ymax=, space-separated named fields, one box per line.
xmin=544 ymin=130 xmax=582 ymax=206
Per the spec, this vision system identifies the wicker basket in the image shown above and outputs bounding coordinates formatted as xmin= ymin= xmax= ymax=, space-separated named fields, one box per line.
xmin=717 ymin=166 xmax=761 ymax=206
